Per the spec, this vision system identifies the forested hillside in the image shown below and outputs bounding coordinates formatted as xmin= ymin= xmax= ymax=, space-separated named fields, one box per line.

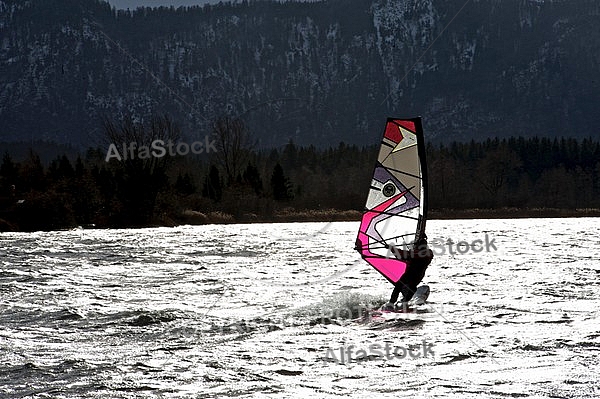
xmin=1 ymin=0 xmax=599 ymax=148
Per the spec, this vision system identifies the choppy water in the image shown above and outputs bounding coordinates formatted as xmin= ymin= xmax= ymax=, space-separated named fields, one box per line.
xmin=1 ymin=218 xmax=599 ymax=398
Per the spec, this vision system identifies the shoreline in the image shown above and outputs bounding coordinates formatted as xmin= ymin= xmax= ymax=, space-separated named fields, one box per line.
xmin=429 ymin=207 xmax=600 ymax=220
xmin=173 ymin=207 xmax=600 ymax=226
xmin=2 ymin=207 xmax=599 ymax=233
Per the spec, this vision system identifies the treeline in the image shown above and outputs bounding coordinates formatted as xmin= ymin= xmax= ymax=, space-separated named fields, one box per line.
xmin=428 ymin=136 xmax=600 ymax=210
xmin=0 ymin=140 xmax=372 ymax=231
xmin=1 ymin=134 xmax=599 ymax=232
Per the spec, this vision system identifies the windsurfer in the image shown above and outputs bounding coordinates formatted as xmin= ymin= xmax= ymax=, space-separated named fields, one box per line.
xmin=382 ymin=236 xmax=433 ymax=310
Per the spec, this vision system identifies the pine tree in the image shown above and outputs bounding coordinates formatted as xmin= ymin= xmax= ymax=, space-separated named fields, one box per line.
xmin=175 ymin=172 xmax=196 ymax=195
xmin=271 ymin=163 xmax=292 ymax=201
xmin=0 ymin=153 xmax=19 ymax=191
xmin=21 ymin=150 xmax=46 ymax=192
xmin=243 ymin=163 xmax=263 ymax=195
xmin=202 ymin=165 xmax=222 ymax=201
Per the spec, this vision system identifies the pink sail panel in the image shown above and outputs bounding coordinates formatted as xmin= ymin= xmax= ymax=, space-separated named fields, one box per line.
xmin=356 ymin=191 xmax=409 ymax=283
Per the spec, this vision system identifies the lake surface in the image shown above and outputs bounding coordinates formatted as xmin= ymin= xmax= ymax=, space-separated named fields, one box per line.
xmin=1 ymin=218 xmax=599 ymax=398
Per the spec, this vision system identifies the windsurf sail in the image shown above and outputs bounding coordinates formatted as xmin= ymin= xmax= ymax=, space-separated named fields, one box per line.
xmin=355 ymin=117 xmax=428 ymax=284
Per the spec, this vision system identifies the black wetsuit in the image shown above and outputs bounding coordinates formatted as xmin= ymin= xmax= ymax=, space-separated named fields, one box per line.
xmin=389 ymin=242 xmax=433 ymax=303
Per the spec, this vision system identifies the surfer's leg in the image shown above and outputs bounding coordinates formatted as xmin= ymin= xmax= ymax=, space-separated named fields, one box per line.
xmin=380 ymin=284 xmax=402 ymax=310
xmin=386 ymin=258 xmax=430 ymax=308
xmin=389 ymin=283 xmax=402 ymax=304
xmin=400 ymin=260 xmax=429 ymax=301
xmin=400 ymin=284 xmax=417 ymax=302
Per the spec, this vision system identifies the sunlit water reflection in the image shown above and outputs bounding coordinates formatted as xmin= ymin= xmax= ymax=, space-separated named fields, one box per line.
xmin=1 ymin=218 xmax=599 ymax=398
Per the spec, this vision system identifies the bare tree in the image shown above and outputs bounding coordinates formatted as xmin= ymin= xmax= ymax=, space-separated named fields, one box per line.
xmin=103 ymin=114 xmax=180 ymax=172
xmin=473 ymin=145 xmax=522 ymax=206
xmin=102 ymin=114 xmax=181 ymax=225
xmin=212 ymin=116 xmax=255 ymax=184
